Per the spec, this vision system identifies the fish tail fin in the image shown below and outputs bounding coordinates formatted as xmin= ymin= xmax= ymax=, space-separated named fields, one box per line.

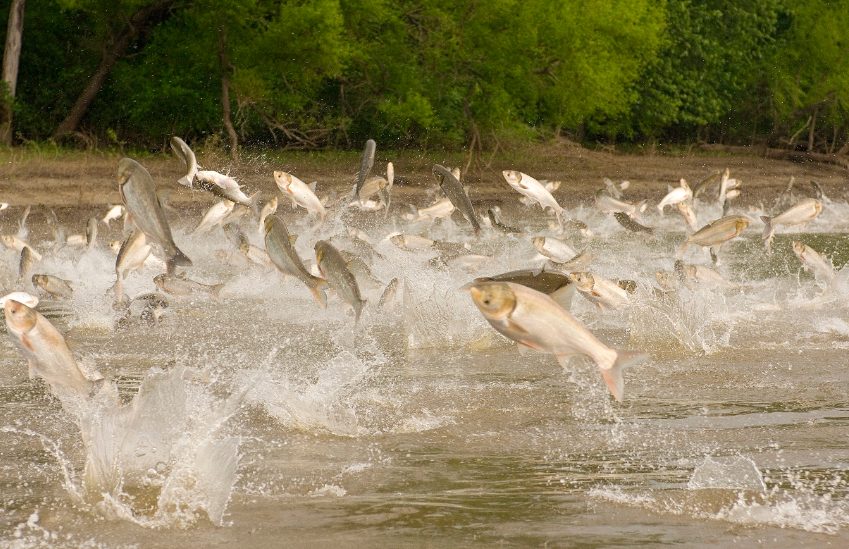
xmin=248 ymin=192 xmax=261 ymax=215
xmin=310 ymin=279 xmax=328 ymax=308
xmin=88 ymin=378 xmax=105 ymax=399
xmin=599 ymin=350 xmax=650 ymax=402
xmin=177 ymin=175 xmax=194 ymax=188
xmin=167 ymin=249 xmax=193 ymax=273
xmin=761 ymin=216 xmax=775 ymax=253
xmin=354 ymin=299 xmax=367 ymax=326
xmin=676 ymin=239 xmax=691 ymax=258
xmin=211 ymin=282 xmax=226 ymax=301
xmin=633 ymin=201 xmax=647 ymax=223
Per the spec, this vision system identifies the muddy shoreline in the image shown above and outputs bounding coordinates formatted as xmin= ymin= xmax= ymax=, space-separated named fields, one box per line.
xmin=0 ymin=140 xmax=845 ymax=211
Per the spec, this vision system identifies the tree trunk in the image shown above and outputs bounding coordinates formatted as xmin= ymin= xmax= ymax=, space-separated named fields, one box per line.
xmin=218 ymin=28 xmax=238 ymax=160
xmin=0 ymin=0 xmax=25 ymax=146
xmin=52 ymin=0 xmax=177 ymax=140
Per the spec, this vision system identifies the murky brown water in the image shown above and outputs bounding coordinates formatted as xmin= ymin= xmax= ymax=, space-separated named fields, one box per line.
xmin=1 ymin=186 xmax=849 ymax=548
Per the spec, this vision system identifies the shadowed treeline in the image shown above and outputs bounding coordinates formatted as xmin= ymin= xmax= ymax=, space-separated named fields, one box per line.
xmin=2 ymin=0 xmax=848 ymax=155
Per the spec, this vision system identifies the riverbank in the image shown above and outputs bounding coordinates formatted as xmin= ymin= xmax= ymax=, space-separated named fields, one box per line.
xmin=0 ymin=138 xmax=845 ymax=208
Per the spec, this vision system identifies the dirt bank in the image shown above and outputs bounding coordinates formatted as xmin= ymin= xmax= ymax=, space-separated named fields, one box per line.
xmin=0 ymin=139 xmax=845 ymax=209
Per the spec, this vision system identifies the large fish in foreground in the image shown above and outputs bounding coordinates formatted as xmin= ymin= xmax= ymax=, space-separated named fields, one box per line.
xmin=4 ymin=299 xmax=100 ymax=397
xmin=433 ymin=164 xmax=481 ymax=233
xmin=264 ymin=216 xmax=328 ymax=307
xmin=465 ymin=281 xmax=649 ymax=402
xmin=118 ymin=158 xmax=192 ymax=271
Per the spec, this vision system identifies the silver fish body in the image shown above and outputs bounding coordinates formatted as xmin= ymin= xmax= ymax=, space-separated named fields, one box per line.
xmin=433 ymin=164 xmax=481 ymax=233
xmin=264 ymin=216 xmax=328 ymax=306
xmin=118 ymin=158 xmax=191 ymax=271
xmin=154 ymin=273 xmax=225 ymax=300
xmin=171 ymin=136 xmax=199 ymax=187
xmin=473 ymin=268 xmax=575 ymax=311
xmin=677 ymin=215 xmax=749 ymax=258
xmin=595 ymin=189 xmax=646 ymax=222
xmin=256 ymin=197 xmax=279 ymax=235
xmin=356 ymin=139 xmax=376 ymax=198
xmin=613 ymin=212 xmax=654 ymax=235
xmin=274 ymin=171 xmax=326 ymax=220
xmin=502 ymin=170 xmax=565 ymax=224
xmin=762 ymin=199 xmax=823 ymax=253
xmin=113 ymin=231 xmax=152 ymax=303
xmin=4 ymin=299 xmax=98 ymax=397
xmin=195 ymin=170 xmax=259 ymax=210
xmin=32 ymin=274 xmax=74 ymax=300
xmin=531 ymin=236 xmax=577 ymax=262
xmin=570 ymin=272 xmax=631 ymax=311
xmin=315 ymin=240 xmax=365 ymax=324
xmin=466 ymin=281 xmax=649 ymax=401
xmin=19 ymin=246 xmax=35 ymax=284
xmin=792 ymin=241 xmax=835 ymax=282
xmin=193 ymin=200 xmax=235 ymax=236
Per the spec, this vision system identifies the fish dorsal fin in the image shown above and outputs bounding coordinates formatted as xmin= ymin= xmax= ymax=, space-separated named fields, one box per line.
xmin=309 ymin=181 xmax=317 ymax=192
xmin=289 ymin=235 xmax=298 ymax=246
xmin=667 ymin=184 xmax=674 ymax=192
xmin=64 ymin=279 xmax=73 ymax=285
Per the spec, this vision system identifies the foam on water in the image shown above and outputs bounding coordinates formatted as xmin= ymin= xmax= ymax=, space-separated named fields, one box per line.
xmin=4 ymin=365 xmax=251 ymax=528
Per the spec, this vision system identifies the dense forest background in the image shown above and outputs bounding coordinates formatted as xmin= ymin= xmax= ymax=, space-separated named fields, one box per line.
xmin=2 ymin=0 xmax=849 ymax=155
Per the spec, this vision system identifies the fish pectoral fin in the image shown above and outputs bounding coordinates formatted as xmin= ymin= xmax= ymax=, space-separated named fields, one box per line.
xmin=516 ymin=342 xmax=535 ymax=356
xmin=21 ymin=334 xmax=34 ymax=352
xmin=289 ymin=235 xmax=298 ymax=246
xmin=505 ymin=318 xmax=530 ymax=334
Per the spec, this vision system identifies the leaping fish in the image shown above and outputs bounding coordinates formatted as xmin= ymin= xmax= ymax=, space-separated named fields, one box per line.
xmin=465 ymin=281 xmax=649 ymax=402
xmin=595 ymin=189 xmax=646 ymax=222
xmin=792 ymin=241 xmax=835 ymax=283
xmin=433 ymin=164 xmax=481 ymax=233
xmin=657 ymin=179 xmax=692 ymax=215
xmin=356 ymin=139 xmax=376 ymax=198
xmin=273 ymin=171 xmax=326 ymax=221
xmin=502 ymin=170 xmax=565 ymax=226
xmin=677 ymin=215 xmax=749 ymax=259
xmin=171 ymin=136 xmax=199 ymax=187
xmin=762 ymin=198 xmax=822 ymax=253
xmin=118 ymin=157 xmax=192 ymax=272
xmin=4 ymin=299 xmax=101 ymax=398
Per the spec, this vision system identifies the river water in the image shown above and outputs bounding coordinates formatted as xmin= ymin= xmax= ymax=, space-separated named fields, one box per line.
xmin=1 ymin=188 xmax=849 ymax=548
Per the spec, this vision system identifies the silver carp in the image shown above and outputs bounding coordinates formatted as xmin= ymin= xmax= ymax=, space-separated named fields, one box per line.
xmin=677 ymin=215 xmax=749 ymax=258
xmin=433 ymin=164 xmax=481 ymax=233
xmin=171 ymin=136 xmax=199 ymax=187
xmin=466 ymin=281 xmax=649 ymax=402
xmin=4 ymin=299 xmax=100 ymax=397
xmin=264 ymin=216 xmax=328 ymax=307
xmin=118 ymin=157 xmax=192 ymax=271
xmin=356 ymin=139 xmax=376 ymax=198
xmin=762 ymin=198 xmax=823 ymax=253
xmin=315 ymin=240 xmax=366 ymax=324
xmin=32 ymin=275 xmax=74 ymax=300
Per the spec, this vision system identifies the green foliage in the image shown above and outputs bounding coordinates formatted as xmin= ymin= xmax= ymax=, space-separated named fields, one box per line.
xmin=4 ymin=0 xmax=849 ymax=149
